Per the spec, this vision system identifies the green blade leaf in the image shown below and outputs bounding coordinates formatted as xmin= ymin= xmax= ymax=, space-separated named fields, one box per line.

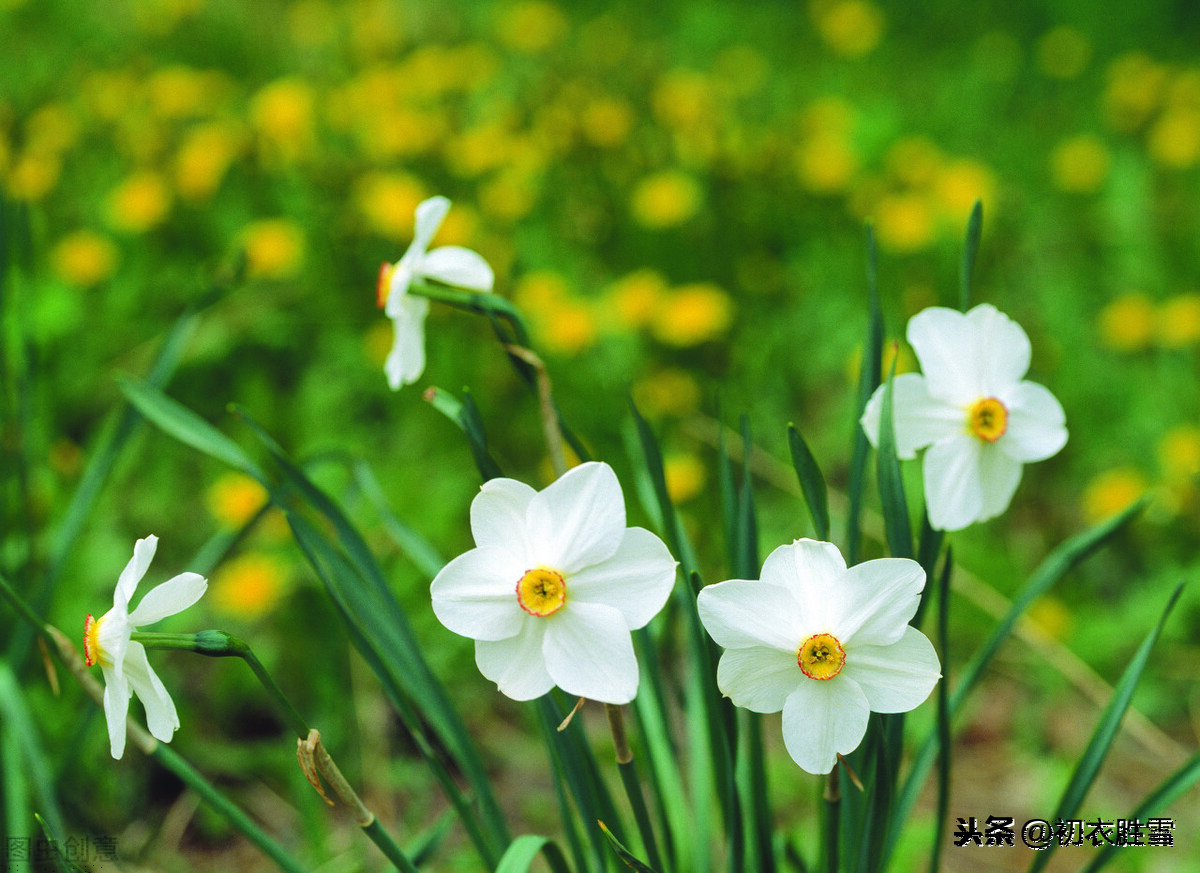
xmin=1028 ymin=580 xmax=1187 ymax=873
xmin=875 ymin=363 xmax=914 ymax=560
xmin=495 ymin=835 xmax=573 ymax=873
xmin=959 ymin=200 xmax=983 ymax=312
xmin=424 ymin=386 xmax=504 ymax=481
xmin=787 ymin=424 xmax=830 ymax=542
xmin=599 ymin=821 xmax=660 ymax=873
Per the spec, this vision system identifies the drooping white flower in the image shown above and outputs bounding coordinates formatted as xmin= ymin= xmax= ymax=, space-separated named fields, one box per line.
xmin=697 ymin=538 xmax=940 ymax=775
xmin=431 ymin=462 xmax=677 ymax=704
xmin=84 ymin=536 xmax=207 ymax=759
xmin=377 ymin=195 xmax=494 ymax=389
xmin=861 ymin=303 xmax=1068 ymax=531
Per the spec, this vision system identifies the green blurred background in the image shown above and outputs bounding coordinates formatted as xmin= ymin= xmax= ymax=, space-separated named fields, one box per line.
xmin=2 ymin=0 xmax=1199 ymax=869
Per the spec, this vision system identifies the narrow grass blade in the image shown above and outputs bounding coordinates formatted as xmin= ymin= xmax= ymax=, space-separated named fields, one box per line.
xmin=885 ymin=498 xmax=1148 ymax=866
xmin=875 ymin=365 xmax=913 ymax=560
xmin=600 ymin=821 xmax=660 ymax=873
xmin=34 ymin=814 xmax=88 ymax=873
xmin=351 ymin=459 xmax=445 ymax=579
xmin=424 ymin=386 xmax=504 ymax=480
xmin=495 ymin=835 xmax=573 ymax=873
xmin=787 ymin=424 xmax=829 ymax=541
xmin=0 ymin=664 xmax=65 ymax=839
xmin=1028 ymin=580 xmax=1187 ymax=873
xmin=959 ymin=201 xmax=983 ymax=313
xmin=847 ymin=225 xmax=882 ymax=565
xmin=929 ymin=548 xmax=952 ymax=873
xmin=912 ymin=513 xmax=943 ymax=629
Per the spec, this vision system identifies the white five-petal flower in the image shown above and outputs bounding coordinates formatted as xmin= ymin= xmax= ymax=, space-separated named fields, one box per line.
xmin=697 ymin=538 xmax=940 ymax=775
xmin=84 ymin=535 xmax=207 ymax=759
xmin=860 ymin=303 xmax=1068 ymax=531
xmin=377 ymin=195 xmax=495 ymax=390
xmin=430 ymin=462 xmax=678 ymax=704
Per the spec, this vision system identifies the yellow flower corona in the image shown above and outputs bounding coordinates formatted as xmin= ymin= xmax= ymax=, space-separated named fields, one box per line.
xmin=797 ymin=633 xmax=846 ymax=681
xmin=968 ymin=397 xmax=1009 ymax=442
xmin=517 ymin=568 xmax=567 ymax=617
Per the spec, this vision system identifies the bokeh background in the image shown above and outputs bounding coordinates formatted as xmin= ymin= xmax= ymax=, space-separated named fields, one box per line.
xmin=2 ymin=0 xmax=1199 ymax=870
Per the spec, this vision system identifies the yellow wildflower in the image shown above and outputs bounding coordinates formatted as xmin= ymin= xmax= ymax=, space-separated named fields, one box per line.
xmin=632 ymin=368 xmax=702 ymax=418
xmin=540 ymin=299 xmax=599 ymax=355
xmin=1036 ymin=26 xmax=1091 ymax=80
xmin=797 ymin=130 xmax=857 ymax=194
xmin=107 ymin=171 xmax=172 ymax=233
xmin=51 ymin=231 xmax=119 ymax=287
xmin=935 ymin=160 xmax=997 ymax=220
xmin=664 ymin=453 xmax=707 ymax=504
xmin=1158 ymin=425 xmax=1200 ymax=482
xmin=496 ymin=0 xmax=568 ymax=54
xmin=605 ymin=269 xmax=669 ymax=331
xmin=6 ymin=152 xmax=60 ymax=201
xmin=886 ymin=137 xmax=943 ymax=188
xmin=1103 ymin=52 xmax=1167 ymax=132
xmin=145 ymin=66 xmax=229 ymax=119
xmin=631 ymin=170 xmax=703 ymax=229
xmin=1051 ymin=135 xmax=1111 ymax=192
xmin=27 ymin=103 xmax=79 ymax=154
xmin=241 ymin=220 xmax=305 ymax=280
xmin=651 ymin=283 xmax=733 ymax=347
xmin=1147 ymin=108 xmax=1200 ymax=168
xmin=652 ymin=70 xmax=714 ymax=130
xmin=211 ymin=554 xmax=289 ymax=620
xmin=873 ymin=193 xmax=935 ymax=253
xmin=1097 ymin=293 xmax=1156 ymax=352
xmin=1157 ymin=293 xmax=1200 ymax=347
xmin=811 ymin=0 xmax=885 ymax=59
xmin=479 ymin=170 xmax=539 ymax=222
xmin=175 ymin=121 xmax=242 ymax=201
xmin=354 ymin=172 xmax=426 ymax=239
xmin=250 ymin=78 xmax=316 ymax=163
xmin=1082 ymin=468 xmax=1147 ymax=524
xmin=206 ymin=472 xmax=269 ymax=527
xmin=1026 ymin=596 xmax=1072 ymax=641
xmin=581 ymin=97 xmax=635 ymax=148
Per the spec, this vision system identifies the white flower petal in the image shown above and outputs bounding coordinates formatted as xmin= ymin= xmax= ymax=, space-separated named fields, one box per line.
xmin=431 ymin=547 xmax=527 ymax=641
xmin=861 ymin=374 xmax=964 ymax=459
xmin=567 ymin=527 xmax=677 ymax=630
xmin=384 ymin=296 xmax=430 ymax=389
xmin=835 ymin=558 xmax=925 ymax=647
xmin=715 ymin=647 xmax=800 ymax=713
xmin=781 ymin=678 xmax=870 ymax=775
xmin=123 ymin=641 xmax=180 ymax=743
xmin=543 ymin=601 xmax=639 ymax=703
xmin=1001 ymin=381 xmax=1068 ymax=462
xmin=907 ymin=307 xmax=983 ymax=404
xmin=976 ymin=445 xmax=1024 ymax=522
xmin=411 ymin=196 xmax=450 ymax=253
xmin=422 ymin=246 xmax=495 ymax=293
xmin=470 ymin=477 xmax=538 ymax=556
xmin=101 ymin=667 xmax=131 ymax=759
xmin=384 ymin=260 xmax=416 ymax=316
xmin=923 ymin=434 xmax=985 ymax=531
xmin=526 ymin=462 xmax=626 ymax=572
xmin=843 ymin=626 xmax=940 ymax=713
xmin=115 ymin=536 xmax=157 ymax=609
xmin=761 ymin=539 xmax=846 ymax=630
xmin=476 ymin=624 xmax=554 ymax=701
xmin=697 ymin=578 xmax=807 ymax=652
xmin=968 ymin=303 xmax=1032 ymax=393
xmin=96 ymin=610 xmax=131 ymax=676
xmin=128 ymin=573 xmax=207 ymax=627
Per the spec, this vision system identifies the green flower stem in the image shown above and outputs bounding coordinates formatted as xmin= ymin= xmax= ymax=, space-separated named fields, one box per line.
xmin=823 ymin=768 xmax=840 ymax=873
xmin=411 ymin=280 xmax=534 ymax=348
xmin=134 ymin=630 xmax=416 ymax=872
xmin=606 ymin=703 xmax=665 ymax=872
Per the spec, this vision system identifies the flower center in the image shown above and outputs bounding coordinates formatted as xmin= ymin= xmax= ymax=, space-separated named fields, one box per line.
xmin=83 ymin=614 xmax=107 ymax=667
xmin=967 ymin=396 xmax=1008 ymax=442
xmin=376 ymin=262 xmax=395 ymax=308
xmin=797 ymin=632 xmax=846 ymax=681
xmin=516 ymin=568 xmax=567 ymax=617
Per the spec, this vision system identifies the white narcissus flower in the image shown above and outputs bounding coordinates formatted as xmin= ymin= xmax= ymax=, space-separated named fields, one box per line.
xmin=431 ymin=461 xmax=677 ymax=704
xmin=377 ymin=195 xmax=494 ymax=390
xmin=860 ymin=303 xmax=1068 ymax=531
xmin=84 ymin=536 xmax=207 ymax=759
xmin=697 ymin=538 xmax=940 ymax=775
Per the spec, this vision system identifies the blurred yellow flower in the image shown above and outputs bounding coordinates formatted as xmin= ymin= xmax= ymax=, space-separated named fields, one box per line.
xmin=1158 ymin=425 xmax=1200 ymax=482
xmin=1097 ymin=293 xmax=1156 ymax=352
xmin=447 ymin=123 xmax=516 ymax=177
xmin=1147 ymin=108 xmax=1200 ymax=168
xmin=515 ymin=270 xmax=570 ymax=313
xmin=82 ymin=69 xmax=140 ymax=123
xmin=653 ymin=70 xmax=714 ymax=130
xmin=1051 ymin=134 xmax=1111 ymax=192
xmin=206 ymin=472 xmax=269 ymax=527
xmin=479 ymin=170 xmax=539 ymax=222
xmin=1026 ymin=595 xmax=1072 ymax=641
xmin=145 ymin=66 xmax=229 ymax=119
xmin=1166 ymin=69 xmax=1200 ymax=110
xmin=631 ymin=170 xmax=703 ymax=229
xmin=1082 ymin=467 xmax=1147 ymax=524
xmin=1157 ymin=293 xmax=1200 ymax=347
xmin=27 ymin=103 xmax=79 ymax=154
xmin=354 ymin=171 xmax=426 ymax=239
xmin=175 ymin=121 xmax=242 ymax=201
xmin=873 ymin=193 xmax=935 ymax=253
xmin=664 ymin=453 xmax=707 ymax=504
xmin=811 ymin=0 xmax=885 ymax=59
xmin=211 ymin=554 xmax=289 ymax=620
xmin=632 ymin=368 xmax=702 ymax=418
xmin=241 ymin=220 xmax=305 ymax=280
xmin=5 ymin=152 xmax=60 ymax=201
xmin=51 ymin=231 xmax=119 ymax=287
xmin=1103 ymin=52 xmax=1167 ymax=132
xmin=797 ymin=130 xmax=858 ymax=193
xmin=934 ymin=160 xmax=997 ymax=220
xmin=605 ymin=269 xmax=669 ymax=330
xmin=886 ymin=137 xmax=943 ymax=188
xmin=107 ymin=171 xmax=172 ymax=233
xmin=250 ymin=78 xmax=316 ymax=162
xmin=287 ymin=0 xmax=338 ymax=49
xmin=651 ymin=283 xmax=733 ymax=347
xmin=540 ymin=299 xmax=599 ymax=355
xmin=496 ymin=0 xmax=568 ymax=54
xmin=713 ymin=45 xmax=769 ymax=98
xmin=1035 ymin=26 xmax=1091 ymax=80
xmin=581 ymin=97 xmax=635 ymax=148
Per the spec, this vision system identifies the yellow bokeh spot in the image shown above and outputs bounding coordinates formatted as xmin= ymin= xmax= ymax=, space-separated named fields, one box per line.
xmin=653 ymin=70 xmax=714 ymax=130
xmin=1083 ymin=468 xmax=1147 ymax=524
xmin=107 ymin=171 xmax=171 ymax=233
xmin=26 ymin=103 xmax=79 ymax=154
xmin=886 ymin=137 xmax=943 ymax=188
xmin=206 ymin=472 xmax=269 ymax=527
xmin=287 ymin=0 xmax=338 ymax=49
xmin=1147 ymin=108 xmax=1200 ymax=168
xmin=605 ymin=269 xmax=669 ymax=330
xmin=1051 ymin=134 xmax=1111 ymax=192
xmin=211 ymin=554 xmax=289 ymax=620
xmin=1026 ymin=596 xmax=1073 ymax=641
xmin=82 ymin=69 xmax=140 ymax=123
xmin=479 ymin=170 xmax=539 ymax=222
xmin=633 ymin=369 xmax=702 ymax=419
xmin=1158 ymin=425 xmax=1200 ymax=482
xmin=631 ymin=170 xmax=703 ymax=229
xmin=714 ymin=45 xmax=769 ymax=98
xmin=797 ymin=130 xmax=858 ymax=194
xmin=145 ymin=66 xmax=229 ymax=119
xmin=51 ymin=231 xmax=119 ymax=287
xmin=581 ymin=97 xmax=634 ymax=148
xmin=354 ymin=172 xmax=426 ymax=240
xmin=543 ymin=299 xmax=599 ymax=355
xmin=514 ymin=270 xmax=569 ymax=313
xmin=935 ymin=160 xmax=997 ymax=218
xmin=664 ymin=453 xmax=707 ymax=504
xmin=1097 ymin=293 xmax=1156 ymax=352
xmin=6 ymin=152 xmax=61 ymax=201
xmin=1157 ymin=293 xmax=1200 ymax=347
xmin=1036 ymin=26 xmax=1091 ymax=80
xmin=651 ymin=283 xmax=733 ymax=347
xmin=496 ymin=0 xmax=569 ymax=54
xmin=241 ymin=220 xmax=305 ymax=280
xmin=873 ymin=193 xmax=935 ymax=253
xmin=811 ymin=0 xmax=885 ymax=59
xmin=1103 ymin=52 xmax=1167 ymax=133
xmin=175 ymin=121 xmax=243 ymax=201
xmin=250 ymin=78 xmax=316 ymax=161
